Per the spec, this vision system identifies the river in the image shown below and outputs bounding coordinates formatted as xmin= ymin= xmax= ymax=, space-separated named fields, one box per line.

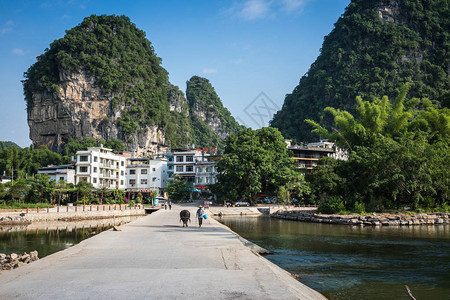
xmin=218 ymin=215 xmax=450 ymax=300
xmin=0 ymin=216 xmax=142 ymax=257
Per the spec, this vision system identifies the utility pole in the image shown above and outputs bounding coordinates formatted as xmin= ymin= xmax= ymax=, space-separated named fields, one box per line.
xmin=11 ymin=167 xmax=14 ymax=203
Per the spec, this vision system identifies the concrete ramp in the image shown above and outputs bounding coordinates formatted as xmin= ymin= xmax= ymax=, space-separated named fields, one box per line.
xmin=0 ymin=205 xmax=326 ymax=300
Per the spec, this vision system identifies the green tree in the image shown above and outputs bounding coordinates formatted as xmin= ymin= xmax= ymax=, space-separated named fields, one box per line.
xmin=167 ymin=178 xmax=193 ymax=202
xmin=214 ymin=127 xmax=296 ymax=204
xmin=25 ymin=174 xmax=56 ymax=203
xmin=75 ymin=181 xmax=93 ymax=202
xmin=305 ymin=86 xmax=449 ymax=212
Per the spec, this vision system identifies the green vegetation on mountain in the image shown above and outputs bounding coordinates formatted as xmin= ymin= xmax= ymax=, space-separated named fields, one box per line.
xmin=186 ymin=76 xmax=243 ymax=150
xmin=271 ymin=0 xmax=449 ymax=143
xmin=305 ymin=85 xmax=449 ymax=212
xmin=0 ymin=143 xmax=68 ymax=179
xmin=0 ymin=141 xmax=21 ymax=149
xmin=22 ymin=14 xmax=190 ymax=147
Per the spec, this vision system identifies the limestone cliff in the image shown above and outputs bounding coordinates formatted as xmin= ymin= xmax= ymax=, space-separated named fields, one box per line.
xmin=24 ymin=15 xmax=241 ymax=155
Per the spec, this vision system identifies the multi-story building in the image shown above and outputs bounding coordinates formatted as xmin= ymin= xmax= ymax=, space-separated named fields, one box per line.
xmin=195 ymin=155 xmax=220 ymax=187
xmin=37 ymin=164 xmax=76 ymax=184
xmin=307 ymin=140 xmax=348 ymax=161
xmin=288 ymin=143 xmax=335 ymax=173
xmin=75 ymin=145 xmax=127 ymax=189
xmin=172 ymin=149 xmax=203 ymax=183
xmin=126 ymin=157 xmax=168 ymax=196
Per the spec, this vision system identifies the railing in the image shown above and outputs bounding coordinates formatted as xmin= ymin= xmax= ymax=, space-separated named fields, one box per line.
xmin=0 ymin=204 xmax=145 ymax=215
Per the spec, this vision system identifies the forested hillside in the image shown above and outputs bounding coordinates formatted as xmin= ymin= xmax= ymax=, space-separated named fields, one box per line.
xmin=23 ymin=15 xmax=240 ymax=154
xmin=271 ymin=0 xmax=449 ymax=142
xmin=186 ymin=76 xmax=243 ymax=150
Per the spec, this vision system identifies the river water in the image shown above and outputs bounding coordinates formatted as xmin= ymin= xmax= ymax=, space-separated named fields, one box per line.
xmin=0 ymin=216 xmax=142 ymax=258
xmin=218 ymin=215 xmax=450 ymax=300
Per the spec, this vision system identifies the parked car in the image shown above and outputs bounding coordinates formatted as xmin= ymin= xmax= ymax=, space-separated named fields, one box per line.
xmin=234 ymin=201 xmax=250 ymax=207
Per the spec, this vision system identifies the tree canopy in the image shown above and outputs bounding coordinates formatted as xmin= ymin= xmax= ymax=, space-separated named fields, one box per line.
xmin=212 ymin=127 xmax=299 ymax=204
xmin=271 ymin=0 xmax=449 ymax=143
xmin=305 ymin=85 xmax=449 ymax=212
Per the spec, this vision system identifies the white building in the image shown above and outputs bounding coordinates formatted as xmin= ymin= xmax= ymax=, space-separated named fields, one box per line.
xmin=126 ymin=157 xmax=168 ymax=195
xmin=37 ymin=164 xmax=76 ymax=184
xmin=75 ymin=146 xmax=127 ymax=189
xmin=195 ymin=156 xmax=219 ymax=186
xmin=307 ymin=140 xmax=348 ymax=161
xmin=172 ymin=149 xmax=203 ymax=183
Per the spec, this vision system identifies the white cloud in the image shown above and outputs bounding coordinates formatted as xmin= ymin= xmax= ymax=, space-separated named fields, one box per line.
xmin=239 ymin=0 xmax=271 ymax=20
xmin=12 ymin=48 xmax=24 ymax=55
xmin=281 ymin=0 xmax=308 ymax=12
xmin=1 ymin=20 xmax=14 ymax=34
xmin=228 ymin=0 xmax=311 ymax=20
xmin=202 ymin=68 xmax=218 ymax=74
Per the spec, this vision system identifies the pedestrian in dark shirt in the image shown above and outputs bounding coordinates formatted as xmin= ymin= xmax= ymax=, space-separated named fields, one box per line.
xmin=169 ymin=201 xmax=172 ymax=210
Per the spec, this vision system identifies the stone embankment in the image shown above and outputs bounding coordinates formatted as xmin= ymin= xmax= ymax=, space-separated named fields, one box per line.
xmin=271 ymin=210 xmax=450 ymax=226
xmin=0 ymin=205 xmax=145 ymax=224
xmin=0 ymin=251 xmax=39 ymax=272
xmin=0 ymin=216 xmax=31 ymax=225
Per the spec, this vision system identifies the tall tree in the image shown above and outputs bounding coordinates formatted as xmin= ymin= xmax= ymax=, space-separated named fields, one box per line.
xmin=214 ymin=127 xmax=297 ymax=204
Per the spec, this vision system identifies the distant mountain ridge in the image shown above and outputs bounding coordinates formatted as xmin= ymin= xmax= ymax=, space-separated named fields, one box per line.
xmin=271 ymin=0 xmax=449 ymax=142
xmin=23 ymin=15 xmax=241 ymax=155
xmin=0 ymin=141 xmax=21 ymax=149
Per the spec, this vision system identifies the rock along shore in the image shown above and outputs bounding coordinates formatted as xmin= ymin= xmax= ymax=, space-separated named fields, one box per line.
xmin=0 ymin=252 xmax=39 ymax=273
xmin=271 ymin=210 xmax=450 ymax=226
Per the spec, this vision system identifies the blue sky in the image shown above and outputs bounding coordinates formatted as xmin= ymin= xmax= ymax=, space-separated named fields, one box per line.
xmin=0 ymin=0 xmax=350 ymax=147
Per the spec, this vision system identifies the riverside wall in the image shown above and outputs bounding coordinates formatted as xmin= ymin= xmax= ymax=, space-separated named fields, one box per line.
xmin=0 ymin=205 xmax=145 ymax=224
xmin=271 ymin=209 xmax=450 ymax=226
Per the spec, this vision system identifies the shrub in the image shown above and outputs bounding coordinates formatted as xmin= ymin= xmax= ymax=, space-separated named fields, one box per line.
xmin=318 ymin=196 xmax=345 ymax=214
xmin=354 ymin=201 xmax=366 ymax=214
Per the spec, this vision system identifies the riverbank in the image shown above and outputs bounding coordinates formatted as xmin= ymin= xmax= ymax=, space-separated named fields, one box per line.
xmin=0 ymin=204 xmax=326 ymax=300
xmin=0 ymin=204 xmax=145 ymax=224
xmin=272 ymin=209 xmax=450 ymax=226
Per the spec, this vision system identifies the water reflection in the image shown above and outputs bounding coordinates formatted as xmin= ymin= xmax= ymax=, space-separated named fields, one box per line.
xmin=0 ymin=216 xmax=142 ymax=258
xmin=218 ymin=215 xmax=450 ymax=300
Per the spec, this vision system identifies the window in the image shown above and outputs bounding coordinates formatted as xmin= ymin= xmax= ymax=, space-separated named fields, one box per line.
xmin=93 ymin=178 xmax=97 ymax=183
xmin=176 ymin=166 xmax=183 ymax=172
xmin=198 ymin=178 xmax=203 ymax=183
xmin=141 ymin=169 xmax=147 ymax=174
xmin=152 ymin=168 xmax=156 ymax=172
xmin=186 ymin=166 xmax=193 ymax=172
xmin=93 ymin=156 xmax=98 ymax=162
xmin=59 ymin=177 xmax=64 ymax=181
xmin=93 ymin=167 xmax=97 ymax=173
xmin=168 ymin=165 xmax=173 ymax=170
xmin=176 ymin=156 xmax=183 ymax=162
xmin=80 ymin=166 xmax=88 ymax=173
xmin=79 ymin=156 xmax=88 ymax=162
xmin=121 ymin=161 xmax=124 ymax=166
xmin=141 ymin=179 xmax=147 ymax=185
xmin=168 ymin=157 xmax=173 ymax=162
xmin=186 ymin=156 xmax=193 ymax=162
xmin=121 ymin=171 xmax=124 ymax=176
xmin=129 ymin=179 xmax=136 ymax=186
xmin=129 ymin=169 xmax=136 ymax=175
xmin=120 ymin=180 xmax=124 ymax=185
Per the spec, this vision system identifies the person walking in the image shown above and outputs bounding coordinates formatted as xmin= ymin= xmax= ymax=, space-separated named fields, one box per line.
xmin=169 ymin=200 xmax=172 ymax=210
xmin=196 ymin=205 xmax=204 ymax=227
xmin=164 ymin=201 xmax=167 ymax=210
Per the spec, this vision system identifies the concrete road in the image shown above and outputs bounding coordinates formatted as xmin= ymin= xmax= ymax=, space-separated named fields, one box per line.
xmin=0 ymin=205 xmax=326 ymax=300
